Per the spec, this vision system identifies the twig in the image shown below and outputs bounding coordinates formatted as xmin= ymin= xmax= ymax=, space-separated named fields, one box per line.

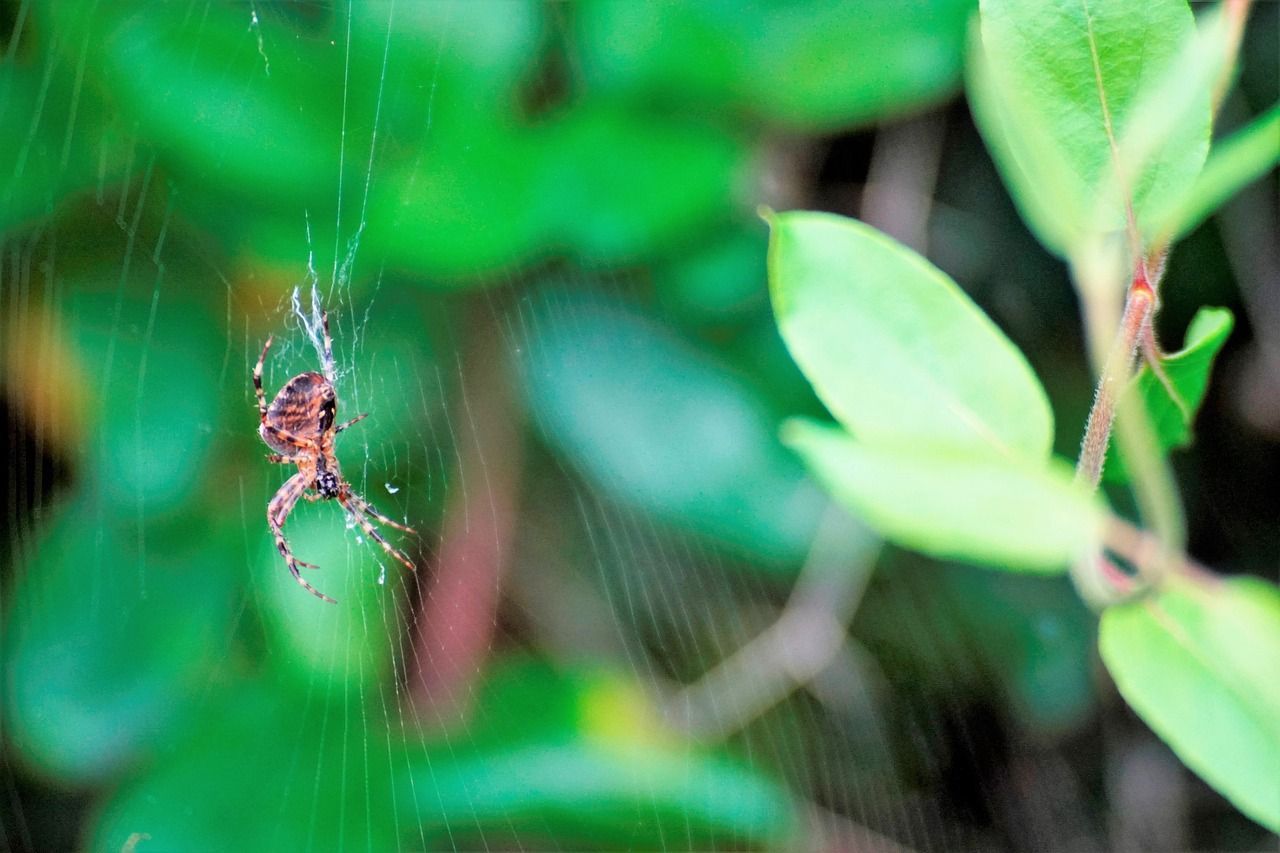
xmin=662 ymin=505 xmax=878 ymax=741
xmin=409 ymin=306 xmax=523 ymax=717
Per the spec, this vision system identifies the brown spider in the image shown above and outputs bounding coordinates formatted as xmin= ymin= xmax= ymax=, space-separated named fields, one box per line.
xmin=253 ymin=308 xmax=415 ymax=603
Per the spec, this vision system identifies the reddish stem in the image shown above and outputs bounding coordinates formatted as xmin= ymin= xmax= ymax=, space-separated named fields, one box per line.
xmin=1075 ymin=263 xmax=1154 ymax=487
xmin=410 ymin=311 xmax=523 ymax=718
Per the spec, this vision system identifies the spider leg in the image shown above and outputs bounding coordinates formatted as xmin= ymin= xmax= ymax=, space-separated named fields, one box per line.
xmin=260 ymin=422 xmax=320 ymax=454
xmin=268 ymin=471 xmax=336 ymax=603
xmin=339 ymin=494 xmax=416 ymax=572
xmin=344 ymin=490 xmax=417 ymax=534
xmin=335 ymin=413 xmax=368 ymax=433
xmin=253 ymin=335 xmax=274 ymax=417
xmin=264 ymin=453 xmax=296 ymax=464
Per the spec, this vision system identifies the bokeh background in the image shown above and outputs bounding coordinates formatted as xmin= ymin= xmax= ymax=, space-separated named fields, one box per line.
xmin=1 ymin=2 xmax=1277 ymax=851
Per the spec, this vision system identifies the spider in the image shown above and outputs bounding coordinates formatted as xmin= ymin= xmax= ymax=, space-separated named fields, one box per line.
xmin=253 ymin=308 xmax=415 ymax=603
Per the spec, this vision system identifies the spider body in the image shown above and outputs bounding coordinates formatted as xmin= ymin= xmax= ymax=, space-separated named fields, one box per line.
xmin=254 ymin=311 xmax=415 ymax=603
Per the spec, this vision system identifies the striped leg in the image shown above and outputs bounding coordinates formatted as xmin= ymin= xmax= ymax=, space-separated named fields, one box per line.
xmin=253 ymin=335 xmax=274 ymax=416
xmin=268 ymin=472 xmax=335 ymax=602
xmin=340 ymin=494 xmax=415 ymax=572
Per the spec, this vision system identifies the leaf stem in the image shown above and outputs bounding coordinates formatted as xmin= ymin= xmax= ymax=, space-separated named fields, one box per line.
xmin=1075 ymin=263 xmax=1154 ymax=487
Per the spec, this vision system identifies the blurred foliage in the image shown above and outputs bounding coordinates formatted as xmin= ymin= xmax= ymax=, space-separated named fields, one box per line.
xmin=0 ymin=0 xmax=1276 ymax=850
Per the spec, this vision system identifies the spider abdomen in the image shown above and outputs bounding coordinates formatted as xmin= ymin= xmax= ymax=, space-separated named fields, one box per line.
xmin=261 ymin=371 xmax=336 ymax=453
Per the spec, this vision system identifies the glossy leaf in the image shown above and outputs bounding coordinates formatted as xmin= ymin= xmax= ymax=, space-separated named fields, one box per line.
xmin=784 ymin=419 xmax=1103 ymax=572
xmin=971 ymin=0 xmax=1209 ymax=255
xmin=767 ymin=210 xmax=1053 ymax=461
xmin=1104 ymin=306 xmax=1234 ymax=483
xmin=515 ymin=289 xmax=826 ymax=569
xmin=1100 ymin=576 xmax=1280 ymax=832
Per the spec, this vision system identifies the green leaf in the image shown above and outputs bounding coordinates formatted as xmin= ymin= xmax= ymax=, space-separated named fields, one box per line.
xmin=3 ymin=496 xmax=235 ymax=783
xmin=767 ymin=210 xmax=1053 ymax=461
xmin=65 ymin=281 xmax=223 ymax=515
xmin=971 ymin=0 xmax=1209 ymax=255
xmin=91 ymin=682 xmax=401 ymax=853
xmin=784 ymin=419 xmax=1103 ymax=572
xmin=1104 ymin=306 xmax=1234 ymax=483
xmin=0 ymin=64 xmax=128 ymax=234
xmin=514 ymin=289 xmax=826 ymax=569
xmin=92 ymin=5 xmax=345 ymax=204
xmin=541 ymin=104 xmax=746 ymax=264
xmin=1159 ymin=103 xmax=1280 ymax=242
xmin=369 ymin=124 xmax=550 ymax=281
xmin=576 ymin=0 xmax=973 ymax=130
xmin=398 ymin=661 xmax=799 ymax=850
xmin=1100 ymin=576 xmax=1280 ymax=832
xmin=654 ymin=223 xmax=769 ymax=324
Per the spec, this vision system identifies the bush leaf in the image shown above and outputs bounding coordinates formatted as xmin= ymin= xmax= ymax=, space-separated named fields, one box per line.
xmin=1104 ymin=306 xmax=1234 ymax=483
xmin=767 ymin=210 xmax=1052 ymax=461
xmin=1159 ymin=103 xmax=1280 ymax=242
xmin=783 ymin=418 xmax=1103 ymax=572
xmin=1100 ymin=576 xmax=1280 ymax=832
xmin=515 ymin=288 xmax=826 ymax=569
xmin=970 ymin=0 xmax=1209 ymax=256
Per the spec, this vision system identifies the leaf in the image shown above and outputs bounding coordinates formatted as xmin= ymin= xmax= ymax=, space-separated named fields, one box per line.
xmin=63 ymin=280 xmax=224 ymax=515
xmin=576 ymin=0 xmax=973 ymax=130
xmin=767 ymin=210 xmax=1053 ymax=461
xmin=514 ymin=288 xmax=827 ymax=569
xmin=1103 ymin=306 xmax=1234 ymax=483
xmin=541 ymin=104 xmax=746 ymax=264
xmin=94 ymin=6 xmax=345 ymax=203
xmin=784 ymin=419 xmax=1103 ymax=572
xmin=971 ymin=0 xmax=1209 ymax=256
xmin=1100 ymin=575 xmax=1280 ymax=832
xmin=3 ymin=496 xmax=235 ymax=783
xmin=397 ymin=660 xmax=799 ymax=850
xmin=1159 ymin=103 xmax=1280 ymax=242
xmin=91 ymin=682 xmax=401 ymax=853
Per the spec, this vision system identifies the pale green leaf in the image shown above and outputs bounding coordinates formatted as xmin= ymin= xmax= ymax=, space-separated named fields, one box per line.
xmin=971 ymin=0 xmax=1209 ymax=255
xmin=767 ymin=210 xmax=1052 ymax=461
xmin=1104 ymin=307 xmax=1234 ymax=483
xmin=784 ymin=419 xmax=1104 ymax=572
xmin=515 ymin=288 xmax=826 ymax=568
xmin=1100 ymin=576 xmax=1280 ymax=832
xmin=1159 ymin=103 xmax=1280 ymax=242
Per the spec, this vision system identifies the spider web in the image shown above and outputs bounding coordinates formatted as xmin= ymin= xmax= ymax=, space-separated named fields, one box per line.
xmin=3 ymin=3 xmax=1276 ymax=853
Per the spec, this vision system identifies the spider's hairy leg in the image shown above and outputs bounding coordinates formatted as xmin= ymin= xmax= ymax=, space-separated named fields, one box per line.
xmin=253 ymin=335 xmax=274 ymax=417
xmin=345 ymin=490 xmax=417 ymax=534
xmin=265 ymin=453 xmax=294 ymax=464
xmin=335 ymin=413 xmax=368 ymax=433
xmin=261 ymin=422 xmax=319 ymax=454
xmin=268 ymin=471 xmax=336 ymax=603
xmin=340 ymin=495 xmax=416 ymax=572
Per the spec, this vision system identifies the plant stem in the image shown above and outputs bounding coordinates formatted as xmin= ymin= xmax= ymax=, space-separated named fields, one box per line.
xmin=410 ymin=306 xmax=523 ymax=718
xmin=1075 ymin=264 xmax=1153 ymax=487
